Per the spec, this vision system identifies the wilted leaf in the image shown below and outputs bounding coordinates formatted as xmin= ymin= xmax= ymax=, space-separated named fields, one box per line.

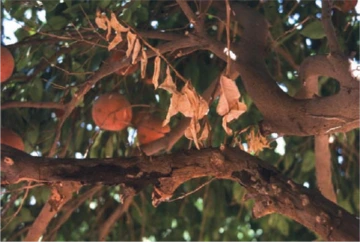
xmin=198 ymin=120 xmax=210 ymax=141
xmin=184 ymin=119 xmax=201 ymax=149
xmin=221 ymin=103 xmax=247 ymax=135
xmin=140 ymin=48 xmax=148 ymax=79
xmin=152 ymin=56 xmax=161 ymax=89
xmin=182 ymin=82 xmax=208 ymax=120
xmin=95 ymin=10 xmax=108 ymax=30
xmin=132 ymin=39 xmax=141 ymax=64
xmin=159 ymin=66 xmax=177 ymax=93
xmin=163 ymin=93 xmax=192 ymax=126
xmin=217 ymin=75 xmax=240 ymax=116
xmin=126 ymin=31 xmax=137 ymax=57
xmin=110 ymin=12 xmax=129 ymax=32
xmin=108 ymin=32 xmax=122 ymax=51
xmin=217 ymin=75 xmax=247 ymax=134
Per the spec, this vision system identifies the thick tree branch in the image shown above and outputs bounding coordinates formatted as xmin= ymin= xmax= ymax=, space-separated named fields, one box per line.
xmin=1 ymin=145 xmax=359 ymax=241
xmin=315 ymin=134 xmax=337 ymax=203
xmin=201 ymin=2 xmax=359 ymax=136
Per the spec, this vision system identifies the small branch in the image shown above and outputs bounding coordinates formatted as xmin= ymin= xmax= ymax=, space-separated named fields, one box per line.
xmin=44 ymin=185 xmax=102 ymax=241
xmin=1 ymin=101 xmax=64 ymax=110
xmin=98 ymin=192 xmax=134 ymax=241
xmin=176 ymin=0 xmax=202 ymax=33
xmin=321 ymin=0 xmax=342 ymax=54
xmin=225 ymin=0 xmax=231 ymax=75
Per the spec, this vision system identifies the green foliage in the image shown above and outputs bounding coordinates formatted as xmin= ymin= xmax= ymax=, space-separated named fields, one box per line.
xmin=1 ymin=0 xmax=359 ymax=241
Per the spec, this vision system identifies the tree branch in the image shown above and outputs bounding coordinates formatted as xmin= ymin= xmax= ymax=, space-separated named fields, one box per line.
xmin=1 ymin=145 xmax=359 ymax=241
xmin=1 ymin=101 xmax=64 ymax=110
xmin=321 ymin=0 xmax=342 ymax=54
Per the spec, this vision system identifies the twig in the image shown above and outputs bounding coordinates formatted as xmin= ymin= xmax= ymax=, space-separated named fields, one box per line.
xmin=1 ymin=101 xmax=64 ymax=110
xmin=225 ymin=0 xmax=231 ymax=75
xmin=167 ymin=178 xmax=215 ymax=202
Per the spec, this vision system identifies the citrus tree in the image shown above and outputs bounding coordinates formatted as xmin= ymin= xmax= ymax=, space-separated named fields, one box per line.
xmin=1 ymin=0 xmax=359 ymax=241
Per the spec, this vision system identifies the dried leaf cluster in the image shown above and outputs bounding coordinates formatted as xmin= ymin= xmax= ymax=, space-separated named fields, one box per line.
xmin=95 ymin=10 xmax=147 ymax=76
xmin=245 ymin=128 xmax=270 ymax=154
xmin=154 ymin=64 xmax=209 ymax=149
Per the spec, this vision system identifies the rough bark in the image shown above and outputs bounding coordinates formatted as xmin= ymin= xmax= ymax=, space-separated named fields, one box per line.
xmin=1 ymin=145 xmax=358 ymax=241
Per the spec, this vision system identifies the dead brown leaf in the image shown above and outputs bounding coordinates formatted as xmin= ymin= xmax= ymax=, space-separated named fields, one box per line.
xmin=110 ymin=12 xmax=129 ymax=33
xmin=132 ymin=39 xmax=141 ymax=64
xmin=108 ymin=32 xmax=123 ymax=51
xmin=126 ymin=31 xmax=137 ymax=57
xmin=152 ymin=56 xmax=161 ymax=89
xmin=246 ymin=128 xmax=270 ymax=154
xmin=140 ymin=48 xmax=148 ymax=79
xmin=95 ymin=10 xmax=108 ymax=30
xmin=159 ymin=66 xmax=177 ymax=93
xmin=216 ymin=75 xmax=247 ymax=134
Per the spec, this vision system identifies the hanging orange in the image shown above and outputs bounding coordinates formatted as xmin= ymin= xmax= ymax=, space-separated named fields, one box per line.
xmin=92 ymin=93 xmax=132 ymax=131
xmin=135 ymin=112 xmax=170 ymax=145
xmin=1 ymin=46 xmax=15 ymax=83
xmin=1 ymin=128 xmax=25 ymax=151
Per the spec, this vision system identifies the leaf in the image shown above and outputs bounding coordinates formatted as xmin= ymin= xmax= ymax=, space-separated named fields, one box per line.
xmin=216 ymin=75 xmax=240 ymax=116
xmin=222 ymin=103 xmax=247 ymax=135
xmin=162 ymin=80 xmax=209 ymax=127
xmin=108 ymin=32 xmax=122 ymax=51
xmin=163 ymin=93 xmax=191 ymax=126
xmin=152 ymin=56 xmax=161 ymax=89
xmin=95 ymin=10 xmax=108 ymax=30
xmin=181 ymin=82 xmax=208 ymax=120
xmin=126 ymin=31 xmax=137 ymax=57
xmin=47 ymin=16 xmax=68 ymax=30
xmin=132 ymin=39 xmax=141 ymax=64
xmin=184 ymin=119 xmax=201 ymax=149
xmin=159 ymin=66 xmax=177 ymax=93
xmin=216 ymin=75 xmax=247 ymax=134
xmin=140 ymin=48 xmax=148 ymax=79
xmin=300 ymin=20 xmax=326 ymax=39
xmin=110 ymin=12 xmax=129 ymax=33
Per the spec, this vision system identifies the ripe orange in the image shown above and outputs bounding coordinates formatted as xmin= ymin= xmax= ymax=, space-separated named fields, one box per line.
xmin=109 ymin=51 xmax=139 ymax=76
xmin=1 ymin=128 xmax=25 ymax=151
xmin=1 ymin=46 xmax=15 ymax=83
xmin=92 ymin=93 xmax=132 ymax=131
xmin=135 ymin=112 xmax=170 ymax=145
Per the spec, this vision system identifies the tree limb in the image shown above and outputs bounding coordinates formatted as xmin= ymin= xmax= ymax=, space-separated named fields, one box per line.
xmin=1 ymin=145 xmax=359 ymax=241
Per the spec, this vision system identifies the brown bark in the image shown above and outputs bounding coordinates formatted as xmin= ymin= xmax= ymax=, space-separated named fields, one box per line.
xmin=1 ymin=145 xmax=359 ymax=241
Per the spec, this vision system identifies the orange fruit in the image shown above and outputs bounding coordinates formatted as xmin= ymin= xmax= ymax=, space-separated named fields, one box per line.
xmin=1 ymin=128 xmax=25 ymax=151
xmin=135 ymin=113 xmax=170 ymax=145
xmin=109 ymin=51 xmax=139 ymax=76
xmin=92 ymin=93 xmax=132 ymax=131
xmin=1 ymin=46 xmax=15 ymax=83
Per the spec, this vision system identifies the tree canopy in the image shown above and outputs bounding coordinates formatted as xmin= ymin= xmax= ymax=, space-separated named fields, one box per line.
xmin=1 ymin=0 xmax=359 ymax=241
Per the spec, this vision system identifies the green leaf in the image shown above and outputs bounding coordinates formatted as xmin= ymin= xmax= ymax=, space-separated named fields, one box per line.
xmin=98 ymin=0 xmax=112 ymax=9
xmin=300 ymin=20 xmax=326 ymax=39
xmin=28 ymin=78 xmax=44 ymax=102
xmin=104 ymin=135 xmax=114 ymax=157
xmin=302 ymin=150 xmax=315 ymax=172
xmin=43 ymin=1 xmax=59 ymax=12
xmin=135 ymin=7 xmax=149 ymax=22
xmin=25 ymin=123 xmax=40 ymax=146
xmin=47 ymin=16 xmax=68 ymax=30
